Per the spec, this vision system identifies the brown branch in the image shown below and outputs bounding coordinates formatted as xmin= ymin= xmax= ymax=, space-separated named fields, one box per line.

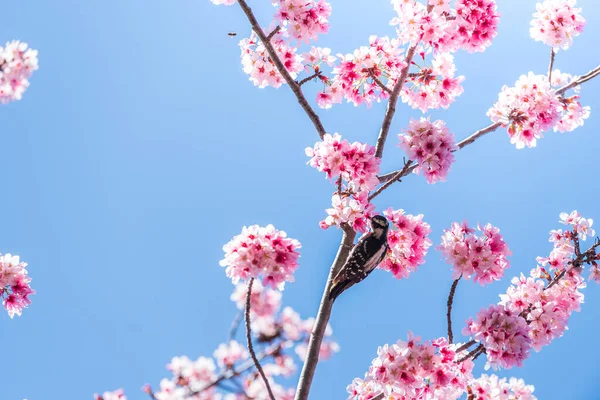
xmin=372 ymin=393 xmax=385 ymax=400
xmin=456 ymin=340 xmax=477 ymax=353
xmin=369 ymin=158 xmax=413 ymax=201
xmin=294 ymin=226 xmax=357 ymax=400
xmin=245 ymin=278 xmax=276 ymax=400
xmin=456 ymin=344 xmax=484 ymax=363
xmin=447 ymin=278 xmax=461 ymax=344
xmin=236 ymin=0 xmax=327 ymax=139
xmin=556 ymin=63 xmax=600 ymax=95
xmin=548 ymin=48 xmax=555 ymax=83
xmin=298 ymin=71 xmax=322 ymax=87
xmin=374 ymin=45 xmax=418 ymax=159
xmin=368 ymin=70 xmax=392 ymax=95
xmin=266 ymin=25 xmax=281 ymax=42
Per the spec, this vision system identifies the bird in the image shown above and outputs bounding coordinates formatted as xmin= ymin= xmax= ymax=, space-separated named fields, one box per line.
xmin=329 ymin=215 xmax=389 ymax=302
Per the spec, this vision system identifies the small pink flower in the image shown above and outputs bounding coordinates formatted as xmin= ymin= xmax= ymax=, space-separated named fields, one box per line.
xmin=530 ymin=0 xmax=585 ymax=50
xmin=0 ymin=41 xmax=39 ymax=104
xmin=93 ymin=389 xmax=126 ymax=400
xmin=273 ymin=0 xmax=331 ymax=43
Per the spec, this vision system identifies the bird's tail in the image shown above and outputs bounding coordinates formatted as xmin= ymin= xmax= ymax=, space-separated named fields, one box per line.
xmin=329 ymin=279 xmax=350 ymax=302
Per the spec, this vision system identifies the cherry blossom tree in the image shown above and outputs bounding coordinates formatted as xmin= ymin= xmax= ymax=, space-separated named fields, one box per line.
xmin=92 ymin=0 xmax=600 ymax=399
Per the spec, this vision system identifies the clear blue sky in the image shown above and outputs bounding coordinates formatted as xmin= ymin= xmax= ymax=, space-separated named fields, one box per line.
xmin=1 ymin=1 xmax=599 ymax=399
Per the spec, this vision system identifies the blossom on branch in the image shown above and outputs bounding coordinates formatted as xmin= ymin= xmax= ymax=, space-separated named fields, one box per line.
xmin=214 ymin=340 xmax=249 ymax=368
xmin=469 ymin=374 xmax=537 ymax=400
xmin=273 ymin=0 xmax=331 ymax=43
xmin=347 ymin=333 xmax=474 ymax=400
xmin=398 ymin=117 xmax=458 ymax=183
xmin=463 ymin=305 xmax=532 ymax=369
xmin=379 ymin=208 xmax=432 ymax=279
xmin=487 ymin=72 xmax=561 ymax=149
xmin=0 ymin=41 xmax=39 ymax=104
xmin=530 ymin=0 xmax=585 ymax=50
xmin=438 ymin=221 xmax=511 ymax=285
xmin=239 ymin=30 xmax=303 ymax=89
xmin=231 ymin=280 xmax=282 ymax=318
xmin=220 ymin=224 xmax=301 ymax=289
xmin=0 ymin=253 xmax=35 ymax=318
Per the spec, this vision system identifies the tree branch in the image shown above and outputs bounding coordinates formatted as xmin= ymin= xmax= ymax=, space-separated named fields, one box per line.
xmin=368 ymin=70 xmax=392 ymax=95
xmin=266 ymin=25 xmax=281 ymax=42
xmin=447 ymin=278 xmax=461 ymax=344
xmin=236 ymin=0 xmax=327 ymax=140
xmin=556 ymin=63 xmax=600 ymax=95
xmin=374 ymin=45 xmax=418 ymax=159
xmin=456 ymin=340 xmax=477 ymax=353
xmin=548 ymin=48 xmax=555 ymax=83
xmin=294 ymin=225 xmax=357 ymax=400
xmin=229 ymin=309 xmax=244 ymax=342
xmin=456 ymin=344 xmax=484 ymax=363
xmin=369 ymin=158 xmax=413 ymax=201
xmin=245 ymin=278 xmax=276 ymax=400
xmin=298 ymin=71 xmax=322 ymax=87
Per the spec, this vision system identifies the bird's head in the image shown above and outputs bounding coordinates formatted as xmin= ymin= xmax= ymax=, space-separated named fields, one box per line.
xmin=370 ymin=215 xmax=389 ymax=239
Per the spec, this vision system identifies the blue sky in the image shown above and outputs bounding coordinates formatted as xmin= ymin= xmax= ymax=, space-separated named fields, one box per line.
xmin=1 ymin=0 xmax=599 ymax=399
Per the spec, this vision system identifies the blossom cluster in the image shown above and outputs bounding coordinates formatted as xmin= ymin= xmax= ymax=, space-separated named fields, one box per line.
xmin=93 ymin=389 xmax=126 ymax=400
xmin=0 ymin=41 xmax=39 ymax=104
xmin=273 ymin=0 xmax=331 ymax=43
xmin=462 ymin=211 xmax=596 ymax=368
xmin=0 ymin=253 xmax=35 ymax=318
xmin=347 ymin=333 xmax=474 ymax=400
xmin=463 ymin=305 xmax=531 ymax=369
xmin=550 ymin=69 xmax=591 ymax=133
xmin=390 ymin=0 xmax=499 ymax=53
xmin=239 ymin=31 xmax=303 ymax=89
xmin=317 ymin=36 xmax=407 ymax=108
xmin=469 ymin=374 xmax=537 ymax=400
xmin=379 ymin=208 xmax=432 ymax=279
xmin=398 ymin=117 xmax=458 ymax=183
xmin=488 ymin=72 xmax=562 ymax=149
xmin=530 ymin=0 xmax=585 ymax=50
xmin=400 ymin=53 xmax=465 ymax=112
xmin=306 ymin=133 xmax=380 ymax=232
xmin=220 ymin=224 xmax=301 ymax=289
xmin=438 ymin=221 xmax=511 ymax=285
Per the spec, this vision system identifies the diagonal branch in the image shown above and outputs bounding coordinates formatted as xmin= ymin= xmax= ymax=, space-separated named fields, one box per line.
xmin=374 ymin=45 xmax=418 ymax=159
xmin=245 ymin=278 xmax=276 ymax=400
xmin=368 ymin=70 xmax=393 ymax=95
xmin=295 ymin=225 xmax=357 ymax=400
xmin=298 ymin=71 xmax=323 ymax=87
xmin=548 ymin=48 xmax=555 ymax=83
xmin=236 ymin=0 xmax=327 ymax=139
xmin=556 ymin=63 xmax=600 ymax=95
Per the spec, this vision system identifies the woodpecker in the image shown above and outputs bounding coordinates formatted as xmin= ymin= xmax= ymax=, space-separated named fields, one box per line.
xmin=329 ymin=215 xmax=389 ymax=302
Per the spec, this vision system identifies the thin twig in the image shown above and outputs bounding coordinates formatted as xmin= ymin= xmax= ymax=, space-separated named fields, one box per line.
xmin=556 ymin=63 xmax=600 ymax=95
xmin=295 ymin=226 xmax=357 ymax=400
xmin=298 ymin=71 xmax=322 ymax=87
xmin=548 ymin=48 xmax=556 ymax=83
xmin=266 ymin=25 xmax=281 ymax=42
xmin=456 ymin=340 xmax=477 ymax=353
xmin=368 ymin=70 xmax=392 ymax=95
xmin=472 ymin=346 xmax=486 ymax=361
xmin=236 ymin=0 xmax=326 ymax=139
xmin=369 ymin=158 xmax=413 ymax=201
xmin=447 ymin=278 xmax=461 ymax=344
xmin=456 ymin=344 xmax=484 ymax=363
xmin=374 ymin=45 xmax=418 ymax=159
xmin=229 ymin=309 xmax=244 ymax=342
xmin=245 ymin=278 xmax=276 ymax=400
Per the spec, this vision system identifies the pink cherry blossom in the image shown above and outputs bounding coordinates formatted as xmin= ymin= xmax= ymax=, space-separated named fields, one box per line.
xmin=302 ymin=46 xmax=336 ymax=71
xmin=306 ymin=133 xmax=380 ymax=232
xmin=438 ymin=221 xmax=512 ymax=285
xmin=398 ymin=117 xmax=458 ymax=183
xmin=210 ymin=0 xmax=236 ymax=5
xmin=94 ymin=389 xmax=127 ymax=400
xmin=239 ymin=31 xmax=303 ymax=89
xmin=347 ymin=333 xmax=474 ymax=400
xmin=273 ymin=0 xmax=331 ymax=43
xmin=469 ymin=374 xmax=537 ymax=400
xmin=220 ymin=224 xmax=301 ymax=289
xmin=0 ymin=253 xmax=35 ymax=318
xmin=463 ymin=305 xmax=532 ymax=369
xmin=589 ymin=265 xmax=600 ymax=283
xmin=231 ymin=280 xmax=282 ymax=317
xmin=453 ymin=0 xmax=500 ymax=53
xmin=488 ymin=72 xmax=561 ymax=149
xmin=379 ymin=208 xmax=432 ymax=279
xmin=401 ymin=53 xmax=465 ymax=112
xmin=530 ymin=0 xmax=585 ymax=50
xmin=319 ymin=36 xmax=407 ymax=108
xmin=213 ymin=340 xmax=249 ymax=368
xmin=0 ymin=41 xmax=39 ymax=104
xmin=554 ymin=95 xmax=590 ymax=133
xmin=559 ymin=210 xmax=595 ymax=240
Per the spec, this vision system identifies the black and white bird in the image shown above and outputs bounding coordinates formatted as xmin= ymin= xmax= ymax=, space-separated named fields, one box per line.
xmin=329 ymin=215 xmax=389 ymax=302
